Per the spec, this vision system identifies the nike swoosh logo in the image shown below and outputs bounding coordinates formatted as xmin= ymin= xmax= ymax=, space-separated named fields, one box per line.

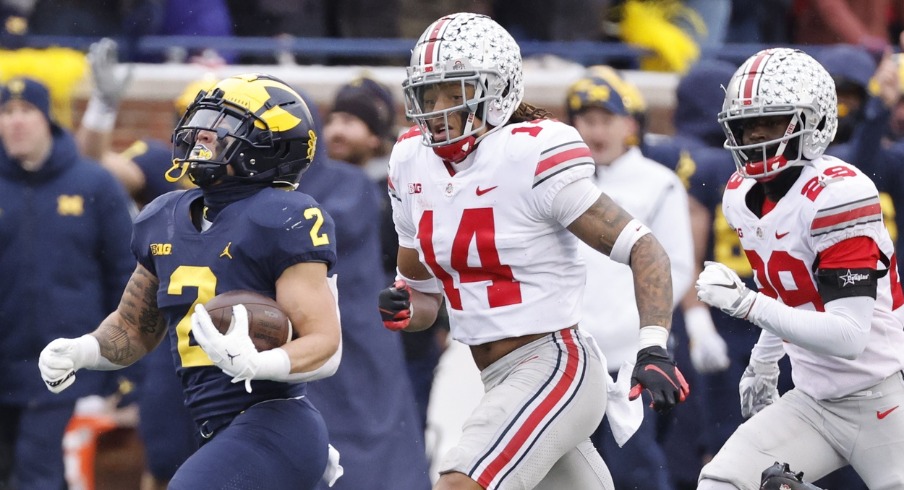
xmin=878 ymin=406 xmax=900 ymax=419
xmin=476 ymin=186 xmax=498 ymax=196
xmin=775 ymin=231 xmax=790 ymax=239
xmin=643 ymin=364 xmax=681 ymax=391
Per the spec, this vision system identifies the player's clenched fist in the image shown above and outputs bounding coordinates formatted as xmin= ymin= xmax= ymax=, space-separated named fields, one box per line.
xmin=696 ymin=261 xmax=758 ymax=319
xmin=629 ymin=346 xmax=690 ymax=413
xmin=38 ymin=335 xmax=101 ymax=393
xmin=378 ymin=280 xmax=413 ymax=331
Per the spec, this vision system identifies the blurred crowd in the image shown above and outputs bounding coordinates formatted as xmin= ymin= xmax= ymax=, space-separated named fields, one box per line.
xmin=2 ymin=1 xmax=904 ymax=490
xmin=3 ymin=0 xmax=904 ymax=69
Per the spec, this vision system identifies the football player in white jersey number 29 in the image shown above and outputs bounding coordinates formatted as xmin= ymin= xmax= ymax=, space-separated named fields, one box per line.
xmin=695 ymin=48 xmax=904 ymax=489
xmin=375 ymin=12 xmax=690 ymax=490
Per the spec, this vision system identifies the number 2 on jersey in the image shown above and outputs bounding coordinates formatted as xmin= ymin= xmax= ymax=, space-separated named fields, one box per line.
xmin=418 ymin=208 xmax=522 ymax=310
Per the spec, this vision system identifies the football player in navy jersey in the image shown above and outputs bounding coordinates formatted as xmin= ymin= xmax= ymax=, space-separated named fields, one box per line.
xmin=38 ymin=73 xmax=344 ymax=489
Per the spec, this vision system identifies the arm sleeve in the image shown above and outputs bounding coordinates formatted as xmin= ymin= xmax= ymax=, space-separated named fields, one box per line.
xmin=550 ymin=177 xmax=601 ymax=226
xmin=748 ymin=235 xmax=881 ymax=359
xmin=747 ymin=294 xmax=873 ymax=359
xmin=749 ymin=329 xmax=786 ymax=364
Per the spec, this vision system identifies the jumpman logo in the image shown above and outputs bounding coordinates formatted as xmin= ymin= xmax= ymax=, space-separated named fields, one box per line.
xmin=220 ymin=242 xmax=233 ymax=259
xmin=225 ymin=349 xmax=240 ymax=365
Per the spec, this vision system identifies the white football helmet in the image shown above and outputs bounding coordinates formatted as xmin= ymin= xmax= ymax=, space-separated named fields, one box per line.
xmin=403 ymin=12 xmax=524 ymax=162
xmin=719 ymin=48 xmax=837 ymax=180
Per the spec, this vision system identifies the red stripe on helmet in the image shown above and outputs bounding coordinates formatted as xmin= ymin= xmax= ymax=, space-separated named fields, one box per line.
xmin=422 ymin=16 xmax=452 ymax=70
xmin=741 ymin=51 xmax=770 ymax=105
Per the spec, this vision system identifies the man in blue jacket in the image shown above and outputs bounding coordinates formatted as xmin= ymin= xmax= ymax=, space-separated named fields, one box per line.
xmin=300 ymin=90 xmax=432 ymax=490
xmin=0 ymin=77 xmax=134 ymax=489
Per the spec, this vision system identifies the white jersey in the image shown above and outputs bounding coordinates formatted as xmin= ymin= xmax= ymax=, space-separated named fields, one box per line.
xmin=722 ymin=156 xmax=904 ymax=399
xmin=388 ymin=120 xmax=595 ymax=345
xmin=579 ymin=147 xmax=694 ymax=368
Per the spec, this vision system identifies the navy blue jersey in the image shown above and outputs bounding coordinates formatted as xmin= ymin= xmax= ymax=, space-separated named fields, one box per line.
xmin=130 ymin=186 xmax=337 ymax=424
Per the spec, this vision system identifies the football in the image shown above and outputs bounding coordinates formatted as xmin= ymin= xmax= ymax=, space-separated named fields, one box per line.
xmin=203 ymin=290 xmax=292 ymax=351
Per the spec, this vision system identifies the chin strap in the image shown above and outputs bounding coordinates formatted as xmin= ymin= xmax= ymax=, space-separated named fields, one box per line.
xmin=432 ymin=135 xmax=477 ymax=163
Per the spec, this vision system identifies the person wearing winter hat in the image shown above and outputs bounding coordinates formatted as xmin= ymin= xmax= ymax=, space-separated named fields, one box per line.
xmin=0 ymin=77 xmax=60 ymax=163
xmin=324 ymin=75 xmax=397 ymax=179
xmin=324 ymin=74 xmax=450 ymax=434
xmin=0 ymin=76 xmax=134 ymax=490
xmin=816 ymin=44 xmax=878 ymax=144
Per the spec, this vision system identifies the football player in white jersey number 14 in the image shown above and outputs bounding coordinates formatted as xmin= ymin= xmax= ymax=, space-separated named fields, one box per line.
xmin=375 ymin=12 xmax=690 ymax=490
xmin=695 ymin=48 xmax=904 ymax=489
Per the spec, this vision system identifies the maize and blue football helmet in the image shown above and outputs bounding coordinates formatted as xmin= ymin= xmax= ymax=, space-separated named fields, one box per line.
xmin=170 ymin=73 xmax=317 ymax=188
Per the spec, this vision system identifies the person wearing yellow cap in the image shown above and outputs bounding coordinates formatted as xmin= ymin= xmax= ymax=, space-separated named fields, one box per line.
xmin=565 ymin=66 xmax=695 ymax=490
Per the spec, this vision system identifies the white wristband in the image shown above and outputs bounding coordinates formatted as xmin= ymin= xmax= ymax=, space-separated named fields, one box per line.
xmin=610 ymin=219 xmax=651 ymax=265
xmin=255 ymin=341 xmax=343 ymax=384
xmin=638 ymin=325 xmax=669 ymax=349
xmin=395 ymin=269 xmax=442 ymax=294
xmin=254 ymin=348 xmax=293 ymax=381
xmin=75 ymin=334 xmax=124 ymax=370
xmin=80 ymin=95 xmax=118 ymax=132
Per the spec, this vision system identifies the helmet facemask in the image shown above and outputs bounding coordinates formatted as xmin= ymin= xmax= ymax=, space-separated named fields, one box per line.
xmin=404 ymin=59 xmax=505 ymax=161
xmin=172 ymin=93 xmax=267 ymax=187
xmin=721 ymin=107 xmax=810 ymax=180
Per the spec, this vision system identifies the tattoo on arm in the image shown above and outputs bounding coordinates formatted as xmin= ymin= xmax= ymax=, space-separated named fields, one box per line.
xmin=629 ymin=234 xmax=674 ymax=329
xmin=96 ymin=265 xmax=165 ymax=365
xmin=569 ymin=193 xmax=631 ymax=255
xmin=569 ymin=195 xmax=673 ymax=329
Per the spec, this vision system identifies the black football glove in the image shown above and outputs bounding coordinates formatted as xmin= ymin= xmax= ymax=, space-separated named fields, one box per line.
xmin=629 ymin=346 xmax=690 ymax=414
xmin=378 ymin=280 xmax=412 ymax=331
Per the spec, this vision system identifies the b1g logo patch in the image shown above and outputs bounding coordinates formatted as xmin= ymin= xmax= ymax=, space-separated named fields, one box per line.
xmin=150 ymin=243 xmax=173 ymax=256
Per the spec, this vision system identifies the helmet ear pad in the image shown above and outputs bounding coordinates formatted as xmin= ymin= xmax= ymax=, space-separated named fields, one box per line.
xmin=801 ymin=111 xmax=829 ymax=160
xmin=485 ymin=75 xmax=512 ymax=127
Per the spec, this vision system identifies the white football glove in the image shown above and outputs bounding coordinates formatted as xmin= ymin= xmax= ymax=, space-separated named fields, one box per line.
xmin=739 ymin=358 xmax=779 ymax=419
xmin=695 ymin=261 xmax=758 ymax=319
xmin=192 ymin=304 xmax=261 ymax=393
xmin=684 ymin=306 xmax=730 ymax=374
xmin=191 ymin=304 xmax=292 ymax=393
xmin=87 ymin=37 xmax=132 ymax=109
xmin=39 ymin=335 xmax=100 ymax=393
